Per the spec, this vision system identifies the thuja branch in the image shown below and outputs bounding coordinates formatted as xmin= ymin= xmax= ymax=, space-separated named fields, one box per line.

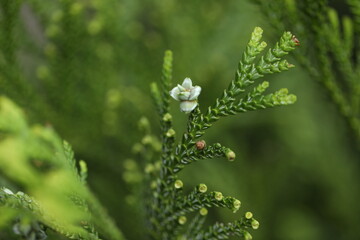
xmin=176 ymin=27 xmax=298 ymax=162
xmin=0 ymin=188 xmax=101 ymax=240
xmin=254 ymin=0 xmax=360 ymax=142
xmin=0 ymin=97 xmax=125 ymax=240
xmin=147 ymin=26 xmax=299 ymax=240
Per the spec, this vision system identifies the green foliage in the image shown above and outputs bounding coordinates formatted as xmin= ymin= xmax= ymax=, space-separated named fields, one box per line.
xmin=0 ymin=1 xmax=264 ymax=237
xmin=0 ymin=0 xmax=149 ymax=170
xmin=254 ymin=0 xmax=360 ymax=143
xmin=0 ymin=97 xmax=124 ymax=240
xmin=173 ymin=28 xmax=297 ymax=169
xmin=0 ymin=24 xmax=300 ymax=238
xmin=2 ymin=0 xmax=356 ymax=239
xmin=129 ymin=27 xmax=299 ymax=240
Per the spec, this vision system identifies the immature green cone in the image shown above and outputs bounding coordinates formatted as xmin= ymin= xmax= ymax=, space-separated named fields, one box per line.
xmin=174 ymin=180 xmax=183 ymax=189
xmin=225 ymin=149 xmax=236 ymax=161
xmin=199 ymin=208 xmax=208 ymax=216
xmin=251 ymin=219 xmax=260 ymax=230
xmin=244 ymin=231 xmax=252 ymax=240
xmin=198 ymin=184 xmax=208 ymax=193
xmin=214 ymin=191 xmax=223 ymax=201
xmin=166 ymin=128 xmax=176 ymax=137
xmin=245 ymin=212 xmax=253 ymax=219
xmin=178 ymin=216 xmax=187 ymax=225
xmin=163 ymin=113 xmax=172 ymax=122
xmin=232 ymin=199 xmax=241 ymax=212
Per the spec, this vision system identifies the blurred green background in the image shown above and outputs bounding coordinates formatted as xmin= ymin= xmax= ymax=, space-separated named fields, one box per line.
xmin=0 ymin=0 xmax=359 ymax=239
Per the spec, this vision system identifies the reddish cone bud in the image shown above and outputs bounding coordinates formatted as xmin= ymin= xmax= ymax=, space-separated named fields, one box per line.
xmin=195 ymin=140 xmax=206 ymax=150
xmin=292 ymin=35 xmax=300 ymax=46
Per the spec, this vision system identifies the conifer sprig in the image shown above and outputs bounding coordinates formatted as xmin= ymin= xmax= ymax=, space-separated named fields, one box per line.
xmin=0 ymin=188 xmax=101 ymax=240
xmin=146 ymin=26 xmax=299 ymax=239
xmin=194 ymin=217 xmax=257 ymax=240
xmin=176 ymin=28 xmax=298 ymax=159
xmin=0 ymin=97 xmax=125 ymax=240
xmin=173 ymin=143 xmax=233 ymax=173
xmin=254 ymin=0 xmax=360 ymax=142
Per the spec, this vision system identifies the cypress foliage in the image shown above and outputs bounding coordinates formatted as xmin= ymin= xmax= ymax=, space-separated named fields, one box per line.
xmin=254 ymin=0 xmax=360 ymax=143
xmin=127 ymin=27 xmax=299 ymax=239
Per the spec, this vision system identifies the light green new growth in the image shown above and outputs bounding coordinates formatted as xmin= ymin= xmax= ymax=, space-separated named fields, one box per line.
xmin=0 ymin=97 xmax=125 ymax=240
xmin=140 ymin=27 xmax=299 ymax=239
